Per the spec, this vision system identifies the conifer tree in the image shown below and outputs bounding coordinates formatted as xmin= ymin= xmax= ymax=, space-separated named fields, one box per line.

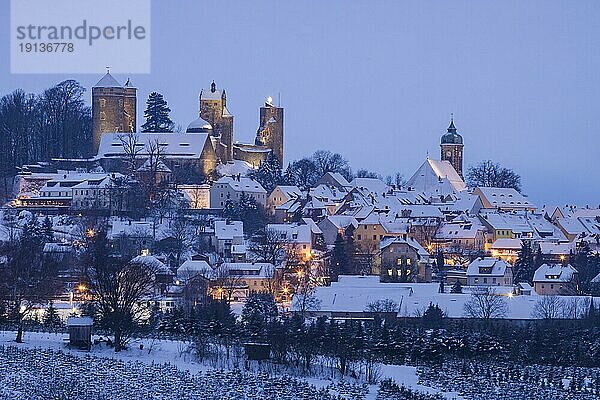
xmin=247 ymin=152 xmax=283 ymax=193
xmin=141 ymin=92 xmax=174 ymax=132
xmin=43 ymin=301 xmax=61 ymax=327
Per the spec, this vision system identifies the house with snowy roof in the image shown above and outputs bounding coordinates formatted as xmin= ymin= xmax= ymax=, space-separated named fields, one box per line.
xmin=210 ymin=175 xmax=267 ymax=208
xmin=473 ymin=187 xmax=536 ymax=212
xmin=266 ymin=223 xmax=314 ymax=260
xmin=379 ymin=236 xmax=432 ymax=282
xmin=533 ymin=263 xmax=578 ymax=295
xmin=212 ymin=220 xmax=245 ymax=260
xmin=267 ymin=185 xmax=303 ymax=214
xmin=318 ymin=215 xmax=359 ymax=245
xmin=466 ymin=257 xmax=513 ymax=287
xmin=316 ymin=172 xmax=351 ymax=190
xmin=212 ymin=262 xmax=277 ymax=302
xmin=433 ymin=215 xmax=486 ymax=252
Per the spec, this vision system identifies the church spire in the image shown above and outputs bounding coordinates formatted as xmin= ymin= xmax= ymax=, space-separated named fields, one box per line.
xmin=447 ymin=113 xmax=457 ymax=133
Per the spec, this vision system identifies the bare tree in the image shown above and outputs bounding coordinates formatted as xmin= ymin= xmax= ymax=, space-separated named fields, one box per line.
xmin=118 ymin=133 xmax=143 ymax=175
xmin=0 ymin=233 xmax=62 ymax=342
xmin=463 ymin=287 xmax=508 ymax=319
xmin=84 ymin=231 xmax=159 ymax=351
xmin=531 ymin=295 xmax=564 ymax=319
xmin=212 ymin=264 xmax=245 ymax=304
xmin=249 ymin=227 xmax=289 ymax=267
xmin=466 ymin=160 xmax=521 ymax=192
xmin=292 ymin=284 xmax=321 ymax=317
xmin=365 ymin=298 xmax=399 ymax=313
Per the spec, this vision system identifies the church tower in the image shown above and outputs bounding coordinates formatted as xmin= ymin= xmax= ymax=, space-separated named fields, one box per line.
xmin=440 ymin=115 xmax=464 ymax=178
xmin=199 ymin=81 xmax=234 ymax=162
xmin=91 ymin=70 xmax=136 ymax=154
xmin=255 ymin=97 xmax=284 ymax=166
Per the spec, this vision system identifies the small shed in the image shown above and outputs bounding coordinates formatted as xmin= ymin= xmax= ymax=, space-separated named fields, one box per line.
xmin=67 ymin=316 xmax=93 ymax=350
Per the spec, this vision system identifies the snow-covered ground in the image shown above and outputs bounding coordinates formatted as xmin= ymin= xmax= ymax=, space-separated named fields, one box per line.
xmin=0 ymin=330 xmax=452 ymax=399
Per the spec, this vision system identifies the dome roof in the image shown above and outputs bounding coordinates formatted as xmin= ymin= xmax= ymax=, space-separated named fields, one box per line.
xmin=441 ymin=118 xmax=463 ymax=145
xmin=186 ymin=116 xmax=213 ymax=133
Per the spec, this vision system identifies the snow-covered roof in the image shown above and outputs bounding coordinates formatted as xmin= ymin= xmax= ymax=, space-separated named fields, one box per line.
xmin=94 ymin=72 xmax=122 ymax=88
xmin=323 ymin=215 xmax=359 ymax=230
xmin=220 ymin=262 xmax=275 ymax=279
xmin=538 ymin=241 xmax=576 ymax=255
xmin=186 ymin=116 xmax=213 ymax=132
xmin=275 ymin=185 xmax=303 ymax=199
xmin=214 ymin=220 xmax=244 ymax=240
xmin=131 ymin=255 xmax=171 ymax=275
xmin=490 ymin=238 xmax=522 ymax=250
xmin=177 ymin=260 xmax=212 ymax=280
xmin=67 ymin=316 xmax=93 ymax=326
xmin=215 ymin=176 xmax=267 ymax=194
xmin=97 ymin=133 xmax=211 ymax=159
xmin=217 ymin=160 xmax=253 ymax=177
xmin=406 ymin=159 xmax=466 ymax=195
xmin=350 ymin=177 xmax=389 ymax=195
xmin=466 ymin=257 xmax=511 ymax=277
xmin=266 ymin=223 xmax=312 ymax=244
xmin=533 ymin=263 xmax=577 ymax=283
xmin=136 ymin=158 xmax=172 ymax=173
xmin=379 ymin=236 xmax=430 ymax=258
xmin=200 ymin=85 xmax=224 ymax=101
xmin=434 ymin=217 xmax=485 ymax=240
xmin=475 ymin=187 xmax=535 ymax=210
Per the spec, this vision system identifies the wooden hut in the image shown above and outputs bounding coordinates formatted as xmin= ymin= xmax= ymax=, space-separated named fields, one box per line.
xmin=67 ymin=316 xmax=93 ymax=350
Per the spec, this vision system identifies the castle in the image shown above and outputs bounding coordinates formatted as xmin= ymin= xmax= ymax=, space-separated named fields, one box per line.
xmin=92 ymin=72 xmax=284 ymax=179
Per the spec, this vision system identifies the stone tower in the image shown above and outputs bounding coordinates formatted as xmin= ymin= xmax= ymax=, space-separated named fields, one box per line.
xmin=91 ymin=71 xmax=136 ymax=154
xmin=440 ymin=116 xmax=464 ymax=178
xmin=255 ymin=97 xmax=284 ymax=166
xmin=199 ymin=81 xmax=233 ymax=162
xmin=123 ymin=78 xmax=137 ymax=133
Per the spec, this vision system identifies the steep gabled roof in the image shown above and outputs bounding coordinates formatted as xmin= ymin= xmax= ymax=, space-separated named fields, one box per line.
xmin=94 ymin=72 xmax=122 ymax=88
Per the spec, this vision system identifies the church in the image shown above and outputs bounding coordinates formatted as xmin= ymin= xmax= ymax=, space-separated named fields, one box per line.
xmin=93 ymin=72 xmax=284 ymax=180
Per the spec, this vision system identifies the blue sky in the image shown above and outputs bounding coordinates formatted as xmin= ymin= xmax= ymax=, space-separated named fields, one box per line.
xmin=1 ymin=1 xmax=599 ymax=206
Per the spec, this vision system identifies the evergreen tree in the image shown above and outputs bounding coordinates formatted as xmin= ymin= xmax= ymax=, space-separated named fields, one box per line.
xmin=241 ymin=292 xmax=278 ymax=340
xmin=43 ymin=301 xmax=61 ymax=327
xmin=247 ymin=152 xmax=283 ymax=193
xmin=422 ymin=302 xmax=444 ymax=328
xmin=42 ymin=216 xmax=54 ymax=243
xmin=141 ymin=92 xmax=174 ymax=132
xmin=450 ymin=280 xmax=463 ymax=293
xmin=514 ymin=241 xmax=535 ymax=283
xmin=329 ymin=233 xmax=349 ymax=282
xmin=222 ymin=192 xmax=269 ymax=234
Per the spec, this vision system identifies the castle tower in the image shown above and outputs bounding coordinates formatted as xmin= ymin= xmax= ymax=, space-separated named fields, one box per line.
xmin=440 ymin=115 xmax=464 ymax=178
xmin=255 ymin=97 xmax=284 ymax=166
xmin=199 ymin=81 xmax=233 ymax=162
xmin=123 ymin=78 xmax=137 ymax=134
xmin=91 ymin=70 xmax=136 ymax=154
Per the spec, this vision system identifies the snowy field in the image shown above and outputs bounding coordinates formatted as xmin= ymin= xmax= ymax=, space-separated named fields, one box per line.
xmin=2 ymin=331 xmax=596 ymax=399
xmin=0 ymin=331 xmax=454 ymax=400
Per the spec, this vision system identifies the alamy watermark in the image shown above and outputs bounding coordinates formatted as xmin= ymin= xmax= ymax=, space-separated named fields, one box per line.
xmin=11 ymin=0 xmax=151 ymax=74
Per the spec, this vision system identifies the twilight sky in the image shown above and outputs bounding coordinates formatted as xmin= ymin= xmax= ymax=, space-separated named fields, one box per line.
xmin=1 ymin=1 xmax=599 ymax=206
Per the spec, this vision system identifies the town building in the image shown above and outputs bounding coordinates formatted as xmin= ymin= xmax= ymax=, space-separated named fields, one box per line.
xmin=465 ymin=257 xmax=513 ymax=287
xmin=210 ymin=175 xmax=267 ymax=208
xmin=533 ymin=263 xmax=578 ymax=295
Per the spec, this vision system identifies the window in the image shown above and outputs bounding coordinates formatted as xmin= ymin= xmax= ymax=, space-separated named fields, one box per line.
xmin=357 ymin=234 xmax=362 ymax=240
xmin=99 ymin=98 xmax=106 ymax=107
xmin=372 ymin=235 xmax=376 ymax=240
xmin=406 ymin=258 xmax=411 ymax=265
